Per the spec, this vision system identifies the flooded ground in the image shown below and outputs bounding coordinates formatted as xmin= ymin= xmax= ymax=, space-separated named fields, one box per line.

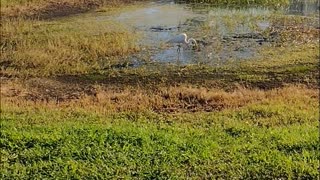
xmin=62 ymin=0 xmax=319 ymax=65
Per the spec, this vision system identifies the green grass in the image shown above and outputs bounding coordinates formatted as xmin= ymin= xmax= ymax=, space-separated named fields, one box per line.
xmin=1 ymin=93 xmax=319 ymax=179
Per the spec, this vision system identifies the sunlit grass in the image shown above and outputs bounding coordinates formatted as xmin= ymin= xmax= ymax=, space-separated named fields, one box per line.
xmin=1 ymin=0 xmax=45 ymax=7
xmin=1 ymin=17 xmax=140 ymax=76
xmin=1 ymin=0 xmax=319 ymax=178
xmin=1 ymin=82 xmax=318 ymax=115
xmin=0 ymin=0 xmax=147 ymax=19
xmin=1 ymin=84 xmax=319 ymax=178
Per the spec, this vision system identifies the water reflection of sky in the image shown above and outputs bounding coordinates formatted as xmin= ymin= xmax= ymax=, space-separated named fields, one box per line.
xmin=114 ymin=4 xmax=197 ymax=28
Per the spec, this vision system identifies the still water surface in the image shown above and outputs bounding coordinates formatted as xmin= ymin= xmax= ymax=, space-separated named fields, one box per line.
xmin=68 ymin=0 xmax=320 ymax=65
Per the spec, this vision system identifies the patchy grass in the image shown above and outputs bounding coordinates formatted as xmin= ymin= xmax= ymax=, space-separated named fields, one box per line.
xmin=1 ymin=0 xmax=318 ymax=78
xmin=1 ymin=0 xmax=147 ymax=19
xmin=1 ymin=85 xmax=319 ymax=178
xmin=1 ymin=41 xmax=318 ymax=84
xmin=77 ymin=44 xmax=318 ymax=89
xmin=0 ymin=0 xmax=319 ymax=178
xmin=177 ymin=0 xmax=290 ymax=7
xmin=1 ymin=17 xmax=140 ymax=76
xmin=1 ymin=80 xmax=318 ymax=113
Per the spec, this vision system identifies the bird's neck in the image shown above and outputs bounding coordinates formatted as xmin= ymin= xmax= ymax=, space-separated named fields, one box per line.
xmin=187 ymin=38 xmax=196 ymax=45
xmin=186 ymin=38 xmax=191 ymax=44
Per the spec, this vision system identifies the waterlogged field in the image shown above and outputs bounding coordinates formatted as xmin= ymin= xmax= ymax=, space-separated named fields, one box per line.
xmin=0 ymin=0 xmax=319 ymax=179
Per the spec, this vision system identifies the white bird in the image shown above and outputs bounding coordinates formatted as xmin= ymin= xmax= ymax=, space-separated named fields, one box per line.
xmin=166 ymin=33 xmax=198 ymax=53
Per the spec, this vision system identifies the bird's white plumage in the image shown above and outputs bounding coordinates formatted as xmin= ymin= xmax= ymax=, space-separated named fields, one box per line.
xmin=167 ymin=33 xmax=197 ymax=45
xmin=167 ymin=33 xmax=188 ymax=44
xmin=167 ymin=33 xmax=198 ymax=52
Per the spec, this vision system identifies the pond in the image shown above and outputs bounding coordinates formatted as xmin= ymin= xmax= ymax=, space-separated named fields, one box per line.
xmin=65 ymin=0 xmax=319 ymax=65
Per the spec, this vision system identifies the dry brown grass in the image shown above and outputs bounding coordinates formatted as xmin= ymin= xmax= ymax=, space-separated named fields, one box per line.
xmin=1 ymin=16 xmax=140 ymax=76
xmin=1 ymin=0 xmax=144 ymax=19
xmin=1 ymin=78 xmax=318 ymax=114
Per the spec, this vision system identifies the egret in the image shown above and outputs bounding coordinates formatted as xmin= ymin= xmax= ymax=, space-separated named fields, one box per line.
xmin=166 ymin=33 xmax=198 ymax=53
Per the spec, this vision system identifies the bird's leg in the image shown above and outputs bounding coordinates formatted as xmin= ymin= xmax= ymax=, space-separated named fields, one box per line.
xmin=177 ymin=44 xmax=181 ymax=62
xmin=176 ymin=44 xmax=181 ymax=61
xmin=177 ymin=44 xmax=181 ymax=53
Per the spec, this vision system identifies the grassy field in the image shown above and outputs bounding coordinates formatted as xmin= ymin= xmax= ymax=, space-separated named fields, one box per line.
xmin=1 ymin=0 xmax=319 ymax=179
xmin=1 ymin=97 xmax=318 ymax=179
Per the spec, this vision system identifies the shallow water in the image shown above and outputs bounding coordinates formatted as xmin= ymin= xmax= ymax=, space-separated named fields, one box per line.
xmin=64 ymin=0 xmax=319 ymax=65
xmin=108 ymin=1 xmax=270 ymax=64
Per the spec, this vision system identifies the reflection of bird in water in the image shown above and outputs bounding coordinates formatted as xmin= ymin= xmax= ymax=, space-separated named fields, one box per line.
xmin=167 ymin=33 xmax=198 ymax=53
